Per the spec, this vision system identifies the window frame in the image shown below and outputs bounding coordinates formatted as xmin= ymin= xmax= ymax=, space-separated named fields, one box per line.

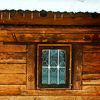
xmin=37 ymin=44 xmax=72 ymax=89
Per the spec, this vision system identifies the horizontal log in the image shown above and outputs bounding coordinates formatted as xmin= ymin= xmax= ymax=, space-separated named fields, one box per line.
xmin=83 ymin=45 xmax=100 ymax=52
xmin=83 ymin=80 xmax=100 ymax=85
xmin=0 ymin=74 xmax=26 ymax=85
xmin=82 ymin=64 xmax=100 ymax=73
xmin=0 ymin=44 xmax=26 ymax=52
xmin=0 ymin=85 xmax=26 ymax=95
xmin=83 ymin=52 xmax=100 ymax=65
xmin=0 ymin=31 xmax=14 ymax=42
xmin=0 ymin=53 xmax=26 ymax=63
xmin=15 ymin=33 xmax=97 ymax=43
xmin=0 ymin=64 xmax=26 ymax=73
xmin=6 ymin=27 xmax=100 ymax=34
xmin=8 ymin=96 xmax=100 ymax=100
xmin=82 ymin=86 xmax=100 ymax=92
xmin=82 ymin=74 xmax=100 ymax=80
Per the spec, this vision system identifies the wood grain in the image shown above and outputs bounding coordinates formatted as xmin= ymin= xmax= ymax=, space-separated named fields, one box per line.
xmin=83 ymin=45 xmax=100 ymax=52
xmin=0 ymin=64 xmax=26 ymax=73
xmin=72 ymin=44 xmax=83 ymax=90
xmin=83 ymin=80 xmax=100 ymax=85
xmin=0 ymin=44 xmax=26 ymax=52
xmin=0 ymin=85 xmax=26 ymax=95
xmin=83 ymin=64 xmax=100 ymax=73
xmin=0 ymin=74 xmax=26 ymax=85
xmin=0 ymin=96 xmax=100 ymax=100
xmin=26 ymin=45 xmax=35 ymax=89
xmin=0 ymin=53 xmax=26 ymax=63
xmin=82 ymin=74 xmax=100 ymax=80
xmin=83 ymin=52 xmax=100 ymax=65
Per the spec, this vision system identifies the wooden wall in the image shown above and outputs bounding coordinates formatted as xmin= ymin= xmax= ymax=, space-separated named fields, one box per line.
xmin=82 ymin=45 xmax=100 ymax=93
xmin=0 ymin=28 xmax=100 ymax=99
xmin=0 ymin=44 xmax=27 ymax=95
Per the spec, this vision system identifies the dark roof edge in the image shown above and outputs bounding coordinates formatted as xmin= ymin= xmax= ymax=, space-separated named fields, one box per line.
xmin=0 ymin=9 xmax=100 ymax=14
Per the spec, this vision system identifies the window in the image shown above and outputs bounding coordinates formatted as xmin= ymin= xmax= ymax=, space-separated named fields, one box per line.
xmin=37 ymin=44 xmax=72 ymax=89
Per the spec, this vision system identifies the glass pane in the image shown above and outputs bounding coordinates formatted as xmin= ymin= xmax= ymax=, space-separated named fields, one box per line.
xmin=42 ymin=49 xmax=48 ymax=66
xmin=50 ymin=68 xmax=57 ymax=84
xmin=42 ymin=68 xmax=48 ymax=84
xmin=59 ymin=50 xmax=65 ymax=67
xmin=59 ymin=68 xmax=65 ymax=84
xmin=50 ymin=50 xmax=58 ymax=66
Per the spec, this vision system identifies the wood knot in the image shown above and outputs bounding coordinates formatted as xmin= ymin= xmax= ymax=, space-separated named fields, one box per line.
xmin=28 ymin=75 xmax=33 ymax=82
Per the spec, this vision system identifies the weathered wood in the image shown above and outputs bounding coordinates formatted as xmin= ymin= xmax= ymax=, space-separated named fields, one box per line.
xmin=0 ymin=11 xmax=100 ymax=25
xmin=83 ymin=52 xmax=100 ymax=65
xmin=82 ymin=86 xmax=100 ymax=92
xmin=83 ymin=64 xmax=100 ymax=73
xmin=72 ymin=44 xmax=83 ymax=90
xmin=0 ymin=31 xmax=14 ymax=42
xmin=82 ymin=74 xmax=100 ymax=80
xmin=0 ymin=96 xmax=100 ymax=100
xmin=26 ymin=45 xmax=35 ymax=89
xmin=83 ymin=45 xmax=100 ymax=52
xmin=0 ymin=85 xmax=26 ymax=95
xmin=0 ymin=74 xmax=26 ymax=85
xmin=0 ymin=53 xmax=26 ymax=63
xmin=0 ymin=44 xmax=26 ymax=52
xmin=83 ymin=80 xmax=100 ymax=85
xmin=0 ymin=64 xmax=26 ymax=73
xmin=15 ymin=33 xmax=99 ymax=43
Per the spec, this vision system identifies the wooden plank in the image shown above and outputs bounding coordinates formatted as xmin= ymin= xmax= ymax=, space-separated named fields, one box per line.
xmin=0 ymin=74 xmax=26 ymax=85
xmin=83 ymin=80 xmax=100 ymax=85
xmin=82 ymin=74 xmax=100 ymax=80
xmin=83 ymin=45 xmax=100 ymax=52
xmin=0 ymin=85 xmax=26 ymax=95
xmin=0 ymin=64 xmax=26 ymax=73
xmin=82 ymin=86 xmax=100 ymax=92
xmin=0 ymin=31 xmax=14 ymax=42
xmin=0 ymin=96 xmax=100 ymax=100
xmin=72 ymin=44 xmax=83 ymax=90
xmin=0 ymin=53 xmax=26 ymax=63
xmin=83 ymin=64 xmax=100 ymax=73
xmin=83 ymin=52 xmax=100 ymax=65
xmin=15 ymin=33 xmax=96 ymax=43
xmin=26 ymin=45 xmax=35 ymax=89
xmin=0 ymin=44 xmax=26 ymax=52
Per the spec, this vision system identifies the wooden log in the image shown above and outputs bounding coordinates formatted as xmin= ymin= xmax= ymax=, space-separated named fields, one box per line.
xmin=83 ymin=45 xmax=100 ymax=52
xmin=82 ymin=86 xmax=100 ymax=92
xmin=26 ymin=45 xmax=35 ymax=89
xmin=72 ymin=44 xmax=83 ymax=90
xmin=0 ymin=31 xmax=14 ymax=42
xmin=83 ymin=80 xmax=100 ymax=85
xmin=0 ymin=85 xmax=26 ymax=95
xmin=82 ymin=74 xmax=100 ymax=80
xmin=0 ymin=96 xmax=100 ymax=100
xmin=0 ymin=53 xmax=26 ymax=63
xmin=83 ymin=52 xmax=100 ymax=65
xmin=83 ymin=64 xmax=100 ymax=74
xmin=0 ymin=74 xmax=26 ymax=85
xmin=0 ymin=64 xmax=26 ymax=73
xmin=15 ymin=33 xmax=96 ymax=43
xmin=0 ymin=44 xmax=26 ymax=52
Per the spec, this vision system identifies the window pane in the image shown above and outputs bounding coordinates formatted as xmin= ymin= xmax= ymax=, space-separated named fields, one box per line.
xmin=50 ymin=50 xmax=58 ymax=66
xmin=42 ymin=50 xmax=49 ymax=66
xmin=50 ymin=68 xmax=57 ymax=84
xmin=42 ymin=68 xmax=48 ymax=84
xmin=59 ymin=50 xmax=65 ymax=67
xmin=59 ymin=68 xmax=65 ymax=84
